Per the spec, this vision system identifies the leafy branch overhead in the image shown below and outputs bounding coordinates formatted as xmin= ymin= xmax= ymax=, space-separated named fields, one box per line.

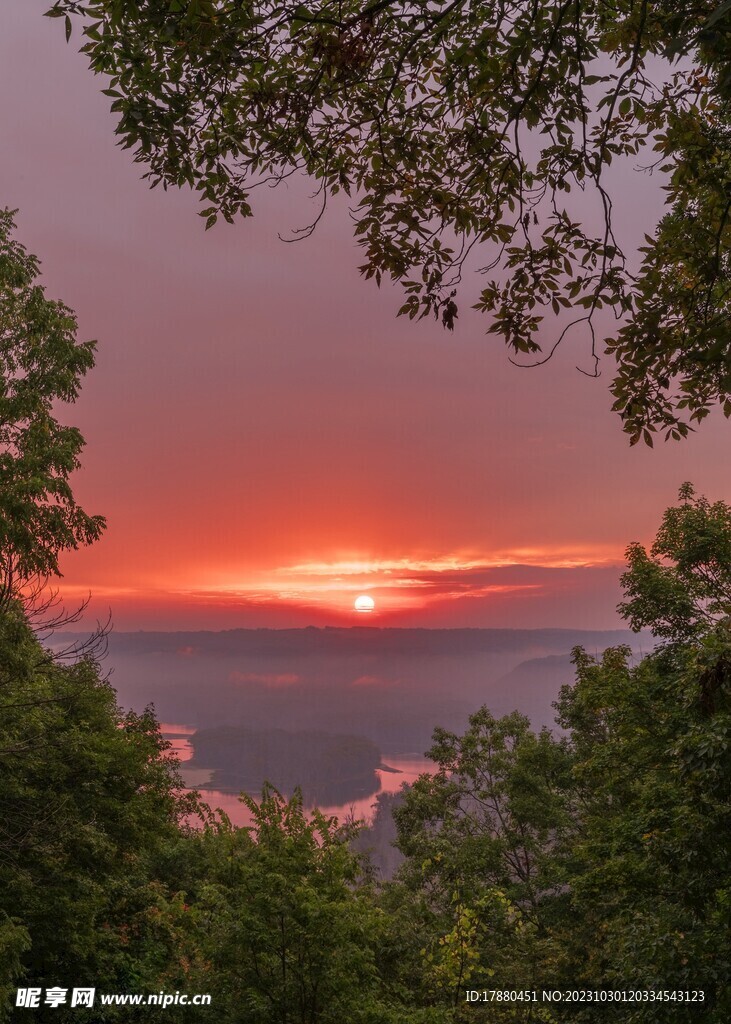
xmin=48 ymin=0 xmax=731 ymax=442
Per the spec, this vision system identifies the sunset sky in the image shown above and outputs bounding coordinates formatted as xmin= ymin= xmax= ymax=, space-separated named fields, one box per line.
xmin=2 ymin=2 xmax=729 ymax=631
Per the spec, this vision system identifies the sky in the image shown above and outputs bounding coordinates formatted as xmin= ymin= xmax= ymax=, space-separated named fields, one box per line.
xmin=1 ymin=2 xmax=729 ymax=631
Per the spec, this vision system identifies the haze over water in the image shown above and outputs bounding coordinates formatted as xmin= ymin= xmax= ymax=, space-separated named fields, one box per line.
xmin=53 ymin=626 xmax=646 ymax=828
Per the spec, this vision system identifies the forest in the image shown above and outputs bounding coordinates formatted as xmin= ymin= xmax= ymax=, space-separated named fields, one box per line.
xmin=3 ymin=0 xmax=731 ymax=1020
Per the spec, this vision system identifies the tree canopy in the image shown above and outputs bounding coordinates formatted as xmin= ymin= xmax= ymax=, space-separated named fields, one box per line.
xmin=175 ymin=787 xmax=388 ymax=1024
xmin=0 ymin=602 xmax=200 ymax=1022
xmin=0 ymin=209 xmax=104 ymax=602
xmin=620 ymin=482 xmax=731 ymax=642
xmin=48 ymin=0 xmax=731 ymax=443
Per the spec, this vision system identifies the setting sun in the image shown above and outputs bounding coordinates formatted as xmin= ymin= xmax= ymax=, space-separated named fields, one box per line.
xmin=354 ymin=594 xmax=376 ymax=613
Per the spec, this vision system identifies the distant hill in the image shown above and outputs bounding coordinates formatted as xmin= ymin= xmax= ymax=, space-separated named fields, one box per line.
xmin=486 ymin=654 xmax=576 ymax=724
xmin=485 ymin=645 xmax=652 ymax=726
xmin=51 ymin=625 xmax=640 ymax=658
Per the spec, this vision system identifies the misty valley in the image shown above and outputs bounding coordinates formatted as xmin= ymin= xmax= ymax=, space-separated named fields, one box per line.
xmin=53 ymin=625 xmax=646 ymax=827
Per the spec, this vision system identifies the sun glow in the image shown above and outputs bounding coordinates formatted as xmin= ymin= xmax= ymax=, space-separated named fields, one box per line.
xmin=164 ymin=544 xmax=625 ymax=621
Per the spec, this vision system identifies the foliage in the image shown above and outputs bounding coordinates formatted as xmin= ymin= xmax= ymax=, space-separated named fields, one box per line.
xmin=394 ymin=710 xmax=573 ymax=919
xmin=0 ymin=915 xmax=30 ymax=1020
xmin=0 ymin=602 xmax=199 ymax=1022
xmin=0 ymin=210 xmax=104 ymax=600
xmin=176 ymin=786 xmax=390 ymax=1023
xmin=384 ymin=711 xmax=574 ymax=1019
xmin=619 ymin=482 xmax=731 ymax=641
xmin=47 ymin=0 xmax=731 ymax=441
xmin=555 ymin=632 xmax=731 ymax=1021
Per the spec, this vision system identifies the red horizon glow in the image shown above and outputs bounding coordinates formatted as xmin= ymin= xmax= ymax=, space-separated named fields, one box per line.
xmin=54 ymin=547 xmax=628 ymax=630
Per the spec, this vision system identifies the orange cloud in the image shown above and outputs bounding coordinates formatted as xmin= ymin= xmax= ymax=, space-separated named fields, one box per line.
xmin=177 ymin=547 xmax=623 ymax=615
xmin=351 ymin=674 xmax=397 ymax=688
xmin=228 ymin=671 xmax=301 ymax=688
